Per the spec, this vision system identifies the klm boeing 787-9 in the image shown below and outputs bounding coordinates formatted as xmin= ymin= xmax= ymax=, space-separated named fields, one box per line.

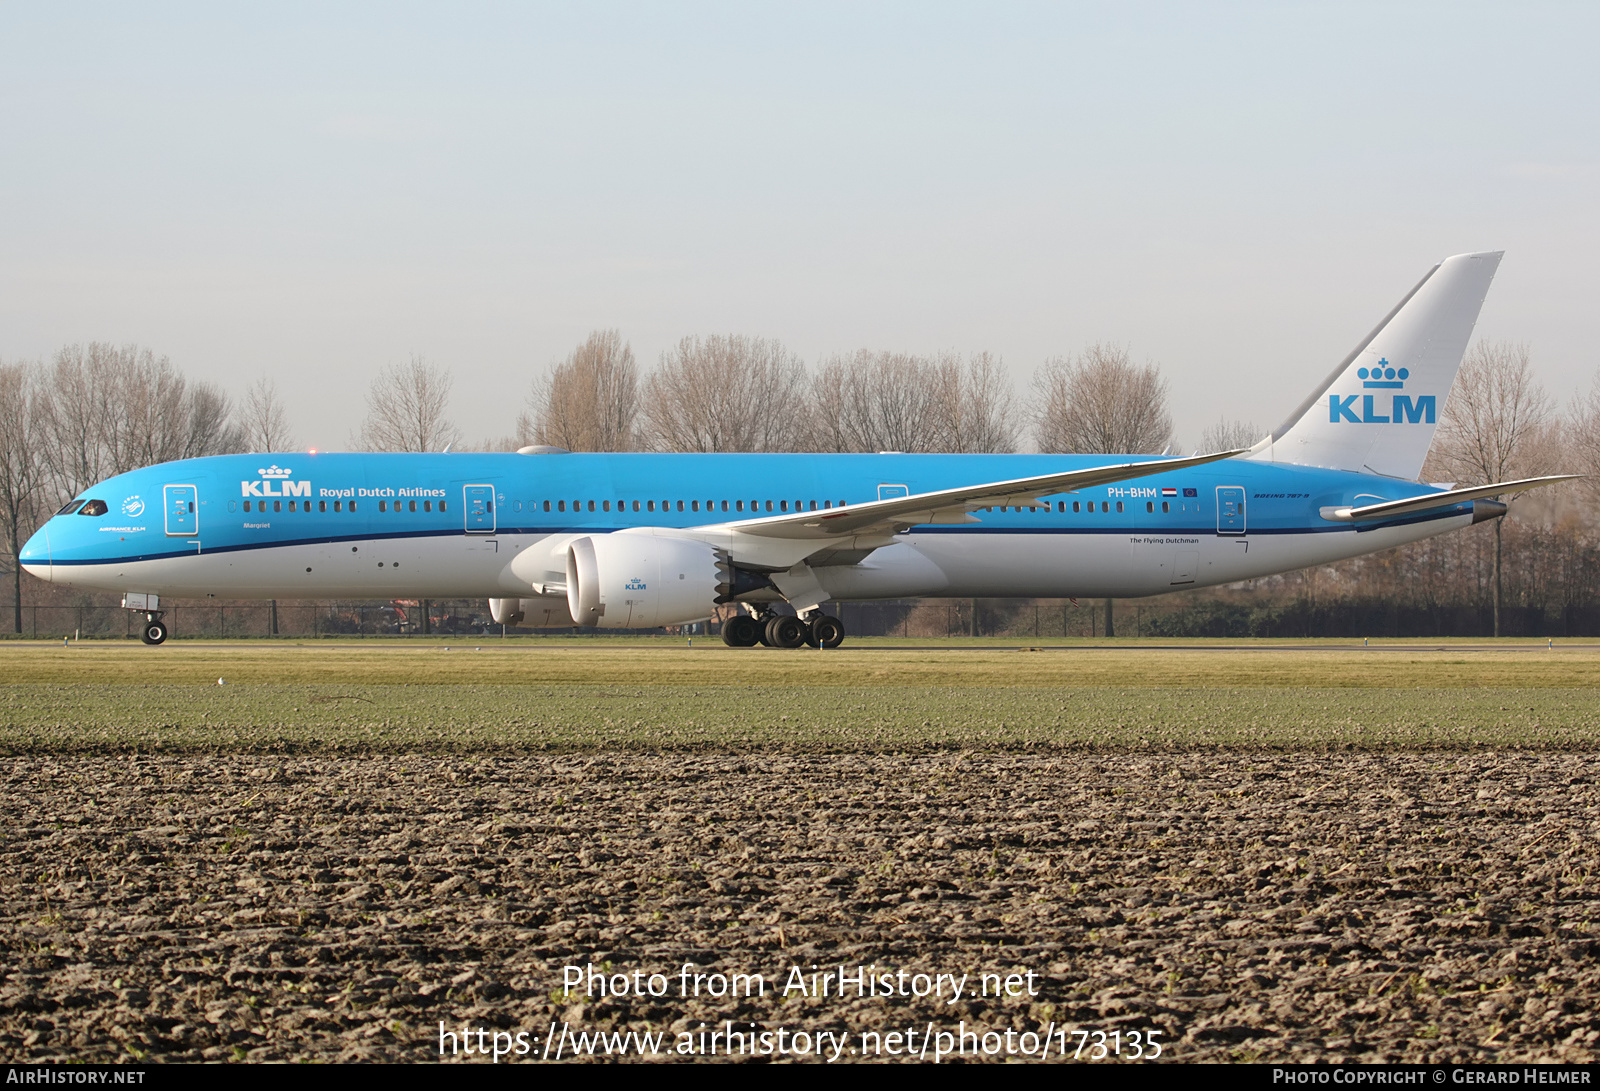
xmin=20 ymin=252 xmax=1574 ymax=647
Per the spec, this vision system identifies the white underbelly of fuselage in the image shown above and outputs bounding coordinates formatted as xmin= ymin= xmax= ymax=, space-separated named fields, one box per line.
xmin=44 ymin=514 xmax=1472 ymax=604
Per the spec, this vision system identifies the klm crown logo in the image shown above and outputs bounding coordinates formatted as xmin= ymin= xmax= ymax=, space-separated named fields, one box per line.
xmin=1329 ymin=358 xmax=1434 ymax=425
xmin=258 ymin=465 xmax=294 ymax=478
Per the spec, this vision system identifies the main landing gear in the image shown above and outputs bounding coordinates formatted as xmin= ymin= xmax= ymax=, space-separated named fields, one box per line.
xmin=722 ymin=610 xmax=845 ymax=649
xmin=139 ymin=613 xmax=168 ymax=645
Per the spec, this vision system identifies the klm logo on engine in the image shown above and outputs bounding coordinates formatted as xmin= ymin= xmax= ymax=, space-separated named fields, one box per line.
xmin=241 ymin=464 xmax=311 ymax=498
xmin=625 ymin=577 xmax=647 ymax=590
xmin=1328 ymin=359 xmax=1435 ymax=425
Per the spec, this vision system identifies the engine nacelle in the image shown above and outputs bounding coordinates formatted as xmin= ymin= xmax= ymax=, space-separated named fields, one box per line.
xmin=566 ymin=533 xmax=722 ymax=628
xmin=488 ymin=597 xmax=524 ymax=625
xmin=489 ymin=596 xmax=575 ymax=628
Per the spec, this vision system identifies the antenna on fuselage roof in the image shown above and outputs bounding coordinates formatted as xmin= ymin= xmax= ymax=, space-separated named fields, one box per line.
xmin=442 ymin=443 xmax=452 ymax=454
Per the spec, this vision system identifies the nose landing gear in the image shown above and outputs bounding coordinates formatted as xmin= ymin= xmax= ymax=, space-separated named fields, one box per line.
xmin=140 ymin=613 xmax=168 ymax=645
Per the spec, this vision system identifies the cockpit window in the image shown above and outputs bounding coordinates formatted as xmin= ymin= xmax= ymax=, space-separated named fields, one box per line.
xmin=57 ymin=500 xmax=85 ymax=516
xmin=78 ymin=499 xmax=108 ymax=517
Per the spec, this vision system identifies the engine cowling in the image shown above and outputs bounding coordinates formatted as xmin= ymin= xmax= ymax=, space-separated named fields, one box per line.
xmin=489 ymin=596 xmax=575 ymax=627
xmin=566 ymin=533 xmax=722 ymax=629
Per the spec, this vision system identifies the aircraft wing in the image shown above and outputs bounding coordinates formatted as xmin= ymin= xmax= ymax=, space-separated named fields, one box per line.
xmin=712 ymin=449 xmax=1247 ymax=541
xmin=1320 ymin=474 xmax=1581 ymax=522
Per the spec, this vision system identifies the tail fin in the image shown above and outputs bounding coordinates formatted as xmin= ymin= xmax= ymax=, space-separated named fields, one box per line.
xmin=1251 ymin=251 xmax=1502 ymax=480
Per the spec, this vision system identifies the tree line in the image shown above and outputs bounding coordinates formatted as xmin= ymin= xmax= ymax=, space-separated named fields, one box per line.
xmin=2 ymin=331 xmax=1597 ymax=635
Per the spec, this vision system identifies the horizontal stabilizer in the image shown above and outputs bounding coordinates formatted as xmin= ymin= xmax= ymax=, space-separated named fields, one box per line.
xmin=723 ymin=449 xmax=1246 ymax=541
xmin=1319 ymin=475 xmax=1581 ymax=522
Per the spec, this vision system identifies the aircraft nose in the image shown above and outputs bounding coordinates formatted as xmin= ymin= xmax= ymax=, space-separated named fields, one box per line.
xmin=19 ymin=526 xmax=50 ymax=582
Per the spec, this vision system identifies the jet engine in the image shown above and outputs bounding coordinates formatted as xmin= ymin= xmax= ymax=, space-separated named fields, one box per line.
xmin=488 ymin=596 xmax=575 ymax=628
xmin=565 ymin=533 xmax=724 ymax=628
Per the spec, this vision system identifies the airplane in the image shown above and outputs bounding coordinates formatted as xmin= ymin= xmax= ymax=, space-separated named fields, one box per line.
xmin=18 ymin=251 xmax=1577 ymax=648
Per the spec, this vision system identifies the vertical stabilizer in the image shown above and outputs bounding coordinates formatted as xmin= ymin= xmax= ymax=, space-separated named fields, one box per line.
xmin=1253 ymin=251 xmax=1502 ymax=480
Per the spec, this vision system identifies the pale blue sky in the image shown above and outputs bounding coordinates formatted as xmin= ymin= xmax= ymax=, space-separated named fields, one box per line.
xmin=2 ymin=3 xmax=1595 ymax=450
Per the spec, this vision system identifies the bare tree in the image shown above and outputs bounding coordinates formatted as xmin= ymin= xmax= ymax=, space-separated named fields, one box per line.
xmin=522 ymin=330 xmax=639 ymax=451
xmin=0 ymin=361 xmax=48 ymax=632
xmin=1032 ymin=344 xmax=1172 ymax=455
xmin=813 ymin=351 xmax=933 ymax=453
xmin=1431 ymin=340 xmax=1555 ymax=635
xmin=358 ymin=356 xmax=462 ymax=453
xmin=1199 ymin=417 xmax=1261 ymax=453
xmin=37 ymin=343 xmax=244 ymax=499
xmin=644 ymin=335 xmax=809 ymax=452
xmin=240 ymin=377 xmax=297 ymax=454
xmin=939 ymin=351 xmax=1018 ymax=454
xmin=812 ymin=350 xmax=1015 ymax=453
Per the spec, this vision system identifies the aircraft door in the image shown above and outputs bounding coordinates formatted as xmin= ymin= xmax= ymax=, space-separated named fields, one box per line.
xmin=1216 ymin=487 xmax=1246 ymax=535
xmin=164 ymin=485 xmax=198 ymax=537
xmin=1171 ymin=550 xmax=1198 ymax=585
xmin=464 ymin=485 xmax=496 ymax=534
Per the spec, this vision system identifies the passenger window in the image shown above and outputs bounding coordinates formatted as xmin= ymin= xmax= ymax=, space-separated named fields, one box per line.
xmin=603 ymin=500 xmax=610 ymax=512
xmin=722 ymin=501 xmax=729 ymax=512
xmin=545 ymin=501 xmax=552 ymax=512
xmin=765 ymin=501 xmax=773 ymax=512
xmin=288 ymin=501 xmax=296 ymax=512
xmin=736 ymin=501 xmax=744 ymax=512
xmin=558 ymin=500 xmax=566 ymax=512
xmin=243 ymin=500 xmax=252 ymax=512
xmin=274 ymin=500 xmax=282 ymax=513
xmin=1146 ymin=501 xmax=1154 ymax=513
xmin=439 ymin=500 xmax=446 ymax=512
xmin=319 ymin=501 xmax=328 ymax=513
xmin=633 ymin=500 xmax=640 ymax=512
xmin=692 ymin=500 xmax=699 ymax=512
xmin=676 ymin=500 xmax=684 ymax=512
xmin=1115 ymin=501 xmax=1123 ymax=513
xmin=647 ymin=501 xmax=655 ymax=512
xmin=335 ymin=501 xmax=343 ymax=512
xmin=823 ymin=501 xmax=831 ymax=509
xmin=780 ymin=501 xmax=788 ymax=512
xmin=1072 ymin=502 xmax=1080 ymax=512
xmin=58 ymin=500 xmax=85 ymax=515
xmin=1162 ymin=501 xmax=1170 ymax=513
xmin=350 ymin=501 xmax=358 ymax=512
xmin=585 ymin=500 xmax=593 ymax=512
xmin=408 ymin=501 xmax=417 ymax=513
xmin=380 ymin=501 xmax=387 ymax=512
xmin=809 ymin=501 xmax=817 ymax=510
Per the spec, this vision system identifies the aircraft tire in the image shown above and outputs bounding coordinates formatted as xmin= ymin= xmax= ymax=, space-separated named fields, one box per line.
xmin=141 ymin=621 xmax=168 ymax=645
xmin=766 ymin=615 xmax=808 ymax=649
xmin=722 ymin=615 xmax=760 ymax=648
xmin=810 ymin=614 xmax=845 ymax=649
